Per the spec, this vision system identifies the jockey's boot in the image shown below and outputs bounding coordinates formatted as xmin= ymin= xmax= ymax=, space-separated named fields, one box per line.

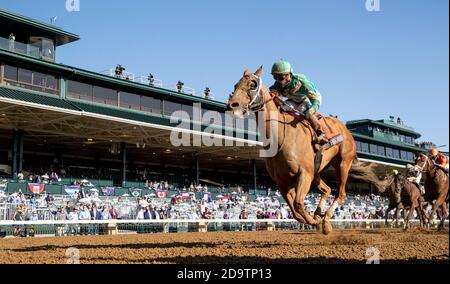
xmin=308 ymin=115 xmax=329 ymax=145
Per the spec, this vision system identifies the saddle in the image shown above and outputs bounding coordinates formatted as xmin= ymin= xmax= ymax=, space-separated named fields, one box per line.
xmin=281 ymin=108 xmax=343 ymax=174
xmin=281 ymin=108 xmax=344 ymax=150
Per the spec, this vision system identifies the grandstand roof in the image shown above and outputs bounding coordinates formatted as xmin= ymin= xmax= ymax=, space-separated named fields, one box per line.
xmin=0 ymin=86 xmax=262 ymax=165
xmin=0 ymin=9 xmax=80 ymax=46
xmin=0 ymin=49 xmax=226 ymax=110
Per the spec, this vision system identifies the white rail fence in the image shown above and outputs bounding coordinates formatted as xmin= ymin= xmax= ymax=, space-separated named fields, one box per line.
xmin=0 ymin=219 xmax=447 ymax=238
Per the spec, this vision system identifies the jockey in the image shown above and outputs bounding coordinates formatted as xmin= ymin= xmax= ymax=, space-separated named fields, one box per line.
xmin=429 ymin=148 xmax=449 ymax=174
xmin=269 ymin=59 xmax=328 ymax=144
xmin=406 ymin=164 xmax=425 ymax=195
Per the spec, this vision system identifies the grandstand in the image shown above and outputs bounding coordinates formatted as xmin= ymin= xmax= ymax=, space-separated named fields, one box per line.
xmin=0 ymin=9 xmax=439 ymax=214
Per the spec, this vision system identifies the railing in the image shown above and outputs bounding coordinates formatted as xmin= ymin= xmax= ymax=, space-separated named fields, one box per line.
xmin=0 ymin=219 xmax=447 ymax=238
xmin=0 ymin=37 xmax=52 ymax=61
xmin=136 ymin=76 xmax=163 ymax=88
xmin=100 ymin=69 xmax=216 ymax=100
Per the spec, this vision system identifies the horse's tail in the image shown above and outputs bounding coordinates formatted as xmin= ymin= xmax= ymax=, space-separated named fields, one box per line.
xmin=349 ymin=158 xmax=390 ymax=193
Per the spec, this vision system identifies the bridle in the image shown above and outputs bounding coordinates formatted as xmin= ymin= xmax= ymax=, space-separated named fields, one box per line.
xmin=244 ymin=76 xmax=278 ymax=113
xmin=240 ymin=75 xmax=287 ymax=154
xmin=414 ymin=155 xmax=432 ymax=173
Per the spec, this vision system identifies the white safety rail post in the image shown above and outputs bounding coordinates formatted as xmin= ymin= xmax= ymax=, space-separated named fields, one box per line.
xmin=173 ymin=84 xmax=195 ymax=96
xmin=137 ymin=76 xmax=163 ymax=88
xmin=102 ymin=69 xmax=135 ymax=81
xmin=202 ymin=92 xmax=215 ymax=100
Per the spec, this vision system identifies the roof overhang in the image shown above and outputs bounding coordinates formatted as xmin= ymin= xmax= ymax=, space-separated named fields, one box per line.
xmin=0 ymin=9 xmax=80 ymax=46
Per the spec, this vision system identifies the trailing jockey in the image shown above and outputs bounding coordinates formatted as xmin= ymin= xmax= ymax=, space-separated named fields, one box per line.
xmin=429 ymin=148 xmax=449 ymax=174
xmin=269 ymin=59 xmax=328 ymax=145
xmin=406 ymin=164 xmax=425 ymax=195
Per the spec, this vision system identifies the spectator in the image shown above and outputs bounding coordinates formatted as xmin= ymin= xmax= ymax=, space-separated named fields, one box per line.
xmin=8 ymin=33 xmax=15 ymax=51
xmin=202 ymin=207 xmax=212 ymax=219
xmin=13 ymin=205 xmax=26 ymax=237
xmin=67 ymin=207 xmax=79 ymax=236
xmin=55 ymin=207 xmax=67 ymax=237
xmin=78 ymin=205 xmax=90 ymax=235
xmin=176 ymin=81 xmax=184 ymax=92
xmin=28 ymin=209 xmax=38 ymax=237
xmin=136 ymin=207 xmax=145 ymax=220
xmin=109 ymin=206 xmax=119 ymax=219
xmin=90 ymin=204 xmax=102 ymax=235
xmin=148 ymin=73 xmax=155 ymax=86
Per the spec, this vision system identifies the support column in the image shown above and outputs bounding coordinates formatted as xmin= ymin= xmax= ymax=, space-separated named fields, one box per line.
xmin=59 ymin=78 xmax=66 ymax=99
xmin=195 ymin=155 xmax=199 ymax=185
xmin=252 ymin=159 xmax=257 ymax=196
xmin=0 ymin=63 xmax=4 ymax=84
xmin=18 ymin=130 xmax=24 ymax=172
xmin=121 ymin=142 xmax=127 ymax=187
xmin=12 ymin=130 xmax=19 ymax=179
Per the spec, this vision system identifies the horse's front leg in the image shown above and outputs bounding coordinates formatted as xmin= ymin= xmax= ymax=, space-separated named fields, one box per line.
xmin=293 ymin=172 xmax=319 ymax=226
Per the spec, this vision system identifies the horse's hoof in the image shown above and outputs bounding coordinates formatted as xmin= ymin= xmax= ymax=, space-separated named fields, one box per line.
xmin=315 ymin=222 xmax=322 ymax=233
xmin=322 ymin=219 xmax=332 ymax=235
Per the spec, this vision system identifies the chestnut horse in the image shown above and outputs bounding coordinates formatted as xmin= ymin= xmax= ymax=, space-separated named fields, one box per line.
xmin=227 ymin=66 xmax=386 ymax=234
xmin=414 ymin=153 xmax=449 ymax=229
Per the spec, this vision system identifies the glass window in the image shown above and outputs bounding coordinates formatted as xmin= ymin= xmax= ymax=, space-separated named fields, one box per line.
xmin=406 ymin=152 xmax=414 ymax=161
xmin=393 ymin=149 xmax=400 ymax=159
xmin=181 ymin=104 xmax=193 ymax=120
xmin=377 ymin=145 xmax=385 ymax=156
xmin=164 ymin=100 xmax=182 ymax=117
xmin=141 ymin=96 xmax=161 ymax=114
xmin=18 ymin=68 xmax=32 ymax=85
xmin=356 ymin=141 xmax=362 ymax=151
xmin=400 ymin=150 xmax=408 ymax=160
xmin=46 ymin=75 xmax=58 ymax=90
xmin=386 ymin=147 xmax=393 ymax=157
xmin=33 ymin=71 xmax=47 ymax=88
xmin=369 ymin=144 xmax=378 ymax=154
xmin=360 ymin=142 xmax=369 ymax=153
xmin=3 ymin=65 xmax=18 ymax=81
xmin=120 ymin=91 xmax=140 ymax=110
xmin=67 ymin=80 xmax=93 ymax=101
xmin=93 ymin=86 xmax=118 ymax=106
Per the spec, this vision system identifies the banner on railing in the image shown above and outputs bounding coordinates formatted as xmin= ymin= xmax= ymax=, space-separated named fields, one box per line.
xmin=101 ymin=187 xmax=115 ymax=196
xmin=64 ymin=185 xmax=80 ymax=196
xmin=179 ymin=192 xmax=190 ymax=199
xmin=28 ymin=183 xmax=45 ymax=194
xmin=0 ymin=182 xmax=7 ymax=191
xmin=156 ymin=190 xmax=166 ymax=198
xmin=130 ymin=188 xmax=142 ymax=197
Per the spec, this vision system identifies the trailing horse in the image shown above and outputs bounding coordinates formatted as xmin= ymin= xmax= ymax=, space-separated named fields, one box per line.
xmin=227 ymin=66 xmax=387 ymax=235
xmin=414 ymin=153 xmax=449 ymax=229
xmin=381 ymin=174 xmax=425 ymax=230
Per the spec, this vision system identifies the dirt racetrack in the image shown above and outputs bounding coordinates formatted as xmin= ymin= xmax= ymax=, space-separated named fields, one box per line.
xmin=0 ymin=228 xmax=448 ymax=264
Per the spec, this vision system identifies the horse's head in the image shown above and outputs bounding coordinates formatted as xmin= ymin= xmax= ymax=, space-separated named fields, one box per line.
xmin=385 ymin=174 xmax=402 ymax=195
xmin=393 ymin=174 xmax=404 ymax=194
xmin=414 ymin=153 xmax=432 ymax=173
xmin=227 ymin=66 xmax=264 ymax=118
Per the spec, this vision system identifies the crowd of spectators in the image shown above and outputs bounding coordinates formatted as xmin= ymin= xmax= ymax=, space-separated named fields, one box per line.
xmin=0 ymin=184 xmax=400 ymax=238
